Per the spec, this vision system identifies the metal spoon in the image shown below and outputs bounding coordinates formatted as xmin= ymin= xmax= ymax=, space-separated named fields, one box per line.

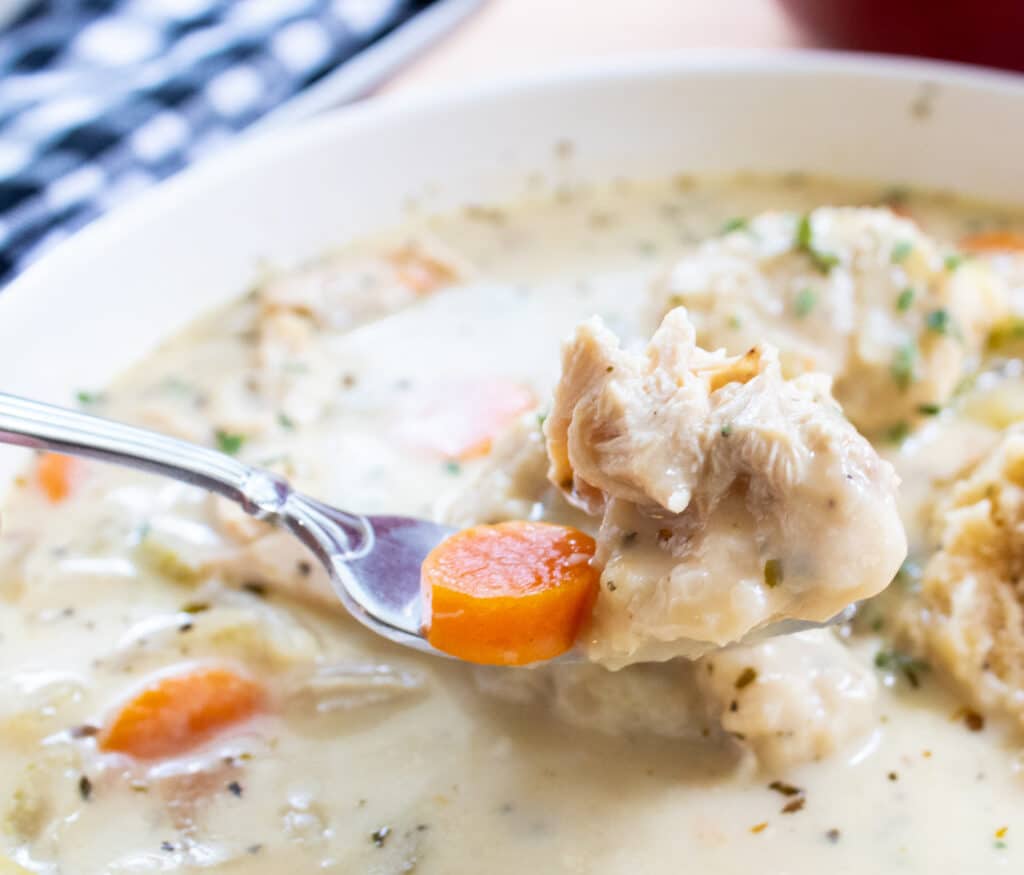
xmin=0 ymin=392 xmax=830 ymax=664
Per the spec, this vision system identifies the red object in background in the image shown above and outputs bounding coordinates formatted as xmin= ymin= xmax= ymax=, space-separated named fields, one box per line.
xmin=779 ymin=0 xmax=1024 ymax=73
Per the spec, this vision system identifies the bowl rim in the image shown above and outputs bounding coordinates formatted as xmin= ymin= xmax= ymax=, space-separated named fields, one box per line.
xmin=4 ymin=48 xmax=1024 ymax=306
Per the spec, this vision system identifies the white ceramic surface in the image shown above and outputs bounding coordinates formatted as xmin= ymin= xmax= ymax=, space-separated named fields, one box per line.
xmin=1 ymin=52 xmax=1023 ymax=485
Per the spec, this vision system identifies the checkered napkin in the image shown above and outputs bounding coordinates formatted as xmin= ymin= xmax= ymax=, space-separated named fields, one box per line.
xmin=0 ymin=0 xmax=435 ymax=283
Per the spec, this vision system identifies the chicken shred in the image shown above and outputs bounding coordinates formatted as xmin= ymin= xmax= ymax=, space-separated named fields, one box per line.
xmin=545 ymin=308 xmax=907 ymax=667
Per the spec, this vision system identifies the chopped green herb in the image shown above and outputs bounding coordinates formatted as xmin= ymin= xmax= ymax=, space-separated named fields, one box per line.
xmin=795 ymin=214 xmax=839 ymax=274
xmin=874 ymin=649 xmax=929 ymax=688
xmin=995 ymin=841 xmax=1008 ymax=850
xmin=215 ymin=430 xmax=245 ymax=455
xmin=890 ymin=342 xmax=917 ymax=390
xmin=181 ymin=602 xmax=210 ymax=614
xmin=276 ymin=412 xmax=295 ymax=430
xmin=885 ymin=421 xmax=911 ymax=444
xmin=720 ymin=423 xmax=734 ymax=437
xmin=536 ymin=412 xmax=548 ymax=428
xmin=444 ymin=460 xmax=462 ymax=476
xmin=796 ymin=214 xmax=813 ymax=250
xmin=371 ymin=826 xmax=391 ymax=848
xmin=794 ymin=287 xmax=816 ymax=318
xmin=944 ymin=253 xmax=965 ymax=271
xmin=78 ymin=775 xmax=93 ymax=801
xmin=75 ymin=390 xmax=104 ymax=406
xmin=721 ymin=216 xmax=748 ymax=234
xmin=735 ymin=667 xmax=758 ymax=689
xmin=917 ymin=403 xmax=942 ymax=416
xmin=891 ymin=240 xmax=914 ymax=263
xmin=925 ymin=309 xmax=951 ymax=335
xmin=763 ymin=558 xmax=783 ymax=589
xmin=727 ymin=313 xmax=743 ymax=330
xmin=896 ymin=287 xmax=915 ymax=311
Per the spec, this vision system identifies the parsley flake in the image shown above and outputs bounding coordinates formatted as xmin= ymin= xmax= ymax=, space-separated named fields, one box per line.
xmin=925 ymin=309 xmax=951 ymax=335
xmin=891 ymin=240 xmax=914 ymax=263
xmin=794 ymin=287 xmax=816 ymax=317
xmin=885 ymin=421 xmax=911 ymax=444
xmin=721 ymin=216 xmax=748 ymax=234
xmin=896 ymin=287 xmax=915 ymax=311
xmin=890 ymin=343 xmax=917 ymax=390
xmin=76 ymin=390 xmax=104 ymax=406
xmin=795 ymin=214 xmax=839 ymax=274
xmin=763 ymin=558 xmax=783 ymax=589
xmin=215 ymin=430 xmax=245 ymax=455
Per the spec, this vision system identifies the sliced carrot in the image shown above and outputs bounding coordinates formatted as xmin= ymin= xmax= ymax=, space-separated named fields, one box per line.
xmin=35 ymin=452 xmax=75 ymax=502
xmin=399 ymin=378 xmax=535 ymax=460
xmin=421 ymin=521 xmax=600 ymax=666
xmin=960 ymin=230 xmax=1024 ymax=253
xmin=99 ymin=667 xmax=264 ymax=760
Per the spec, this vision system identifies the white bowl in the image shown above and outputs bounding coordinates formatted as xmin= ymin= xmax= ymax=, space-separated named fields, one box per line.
xmin=2 ymin=51 xmax=1023 ymax=486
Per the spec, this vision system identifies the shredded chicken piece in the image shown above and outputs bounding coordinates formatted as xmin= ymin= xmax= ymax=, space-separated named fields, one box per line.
xmin=655 ymin=207 xmax=1007 ymax=434
xmin=546 ymin=308 xmax=906 ymax=667
xmin=899 ymin=427 xmax=1024 ymax=726
xmin=696 ymin=630 xmax=878 ymax=771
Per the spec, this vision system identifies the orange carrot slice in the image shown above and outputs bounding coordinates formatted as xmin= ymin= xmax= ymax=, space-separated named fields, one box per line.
xmin=400 ymin=378 xmax=535 ymax=460
xmin=99 ymin=667 xmax=264 ymax=760
xmin=36 ymin=452 xmax=75 ymax=502
xmin=421 ymin=521 xmax=600 ymax=666
xmin=960 ymin=230 xmax=1024 ymax=253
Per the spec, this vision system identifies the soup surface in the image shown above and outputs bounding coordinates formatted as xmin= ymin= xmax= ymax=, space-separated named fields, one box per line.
xmin=3 ymin=174 xmax=1024 ymax=873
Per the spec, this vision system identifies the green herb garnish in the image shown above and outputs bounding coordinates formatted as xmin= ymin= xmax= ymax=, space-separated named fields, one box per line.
xmin=75 ymin=390 xmax=104 ymax=406
xmin=720 ymin=423 xmax=734 ymax=437
xmin=917 ymin=403 xmax=942 ymax=415
xmin=727 ymin=313 xmax=743 ymax=330
xmin=944 ymin=253 xmax=965 ymax=271
xmin=885 ymin=421 xmax=911 ymax=444
xmin=444 ymin=460 xmax=462 ymax=476
xmin=276 ymin=412 xmax=295 ymax=430
xmin=890 ymin=342 xmax=917 ymax=390
xmin=896 ymin=287 xmax=915 ymax=312
xmin=891 ymin=240 xmax=914 ymax=263
xmin=721 ymin=216 xmax=748 ymax=234
xmin=925 ymin=309 xmax=951 ymax=335
xmin=763 ymin=558 xmax=783 ymax=588
xmin=794 ymin=288 xmax=816 ymax=318
xmin=874 ymin=649 xmax=929 ymax=688
xmin=215 ymin=430 xmax=245 ymax=455
xmin=795 ymin=214 xmax=839 ymax=274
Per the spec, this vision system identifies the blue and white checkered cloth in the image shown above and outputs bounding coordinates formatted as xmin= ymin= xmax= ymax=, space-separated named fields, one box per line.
xmin=0 ymin=0 xmax=442 ymax=282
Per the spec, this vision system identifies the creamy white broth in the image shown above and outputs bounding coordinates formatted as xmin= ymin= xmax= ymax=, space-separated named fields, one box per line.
xmin=3 ymin=175 xmax=1024 ymax=873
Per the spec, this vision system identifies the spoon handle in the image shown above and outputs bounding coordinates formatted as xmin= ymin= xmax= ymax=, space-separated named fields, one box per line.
xmin=0 ymin=391 xmax=292 ymax=514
